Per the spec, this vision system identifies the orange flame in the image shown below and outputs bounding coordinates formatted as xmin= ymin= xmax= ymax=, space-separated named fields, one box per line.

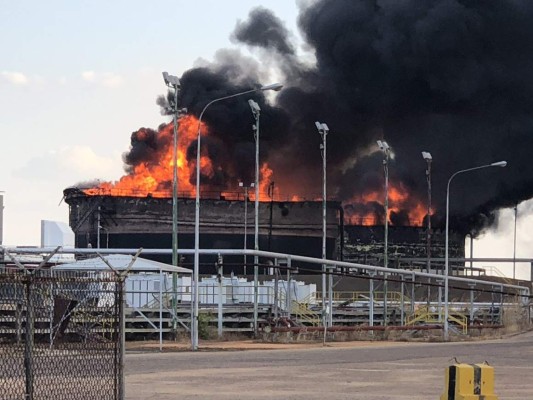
xmin=83 ymin=115 xmax=279 ymax=201
xmin=82 ymin=115 xmax=430 ymax=226
xmin=343 ymin=183 xmax=428 ymax=226
xmin=84 ymin=115 xmax=208 ymax=197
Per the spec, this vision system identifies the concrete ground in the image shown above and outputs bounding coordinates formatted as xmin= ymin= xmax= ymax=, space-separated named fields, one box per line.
xmin=126 ymin=331 xmax=533 ymax=399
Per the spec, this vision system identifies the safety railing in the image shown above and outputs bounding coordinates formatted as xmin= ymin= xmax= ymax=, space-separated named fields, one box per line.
xmin=406 ymin=306 xmax=468 ymax=334
xmin=482 ymin=266 xmax=516 ymax=286
xmin=288 ymin=293 xmax=321 ymax=326
xmin=317 ymin=291 xmax=410 ymax=305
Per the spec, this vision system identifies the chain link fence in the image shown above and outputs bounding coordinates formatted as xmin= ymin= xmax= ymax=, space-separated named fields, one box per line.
xmin=0 ymin=269 xmax=123 ymax=400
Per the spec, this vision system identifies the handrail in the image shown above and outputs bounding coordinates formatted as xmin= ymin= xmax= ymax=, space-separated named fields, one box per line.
xmin=406 ymin=306 xmax=468 ymax=334
xmin=316 ymin=291 xmax=411 ymax=304
xmin=482 ymin=266 xmax=515 ymax=285
xmin=13 ymin=247 xmax=527 ymax=297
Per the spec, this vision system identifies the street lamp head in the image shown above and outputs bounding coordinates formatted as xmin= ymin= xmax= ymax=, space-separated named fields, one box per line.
xmin=490 ymin=161 xmax=507 ymax=168
xmin=162 ymin=71 xmax=181 ymax=88
xmin=377 ymin=140 xmax=390 ymax=152
xmin=260 ymin=83 xmax=283 ymax=91
xmin=422 ymin=151 xmax=432 ymax=161
xmin=315 ymin=121 xmax=329 ymax=133
xmin=248 ymin=99 xmax=261 ymax=113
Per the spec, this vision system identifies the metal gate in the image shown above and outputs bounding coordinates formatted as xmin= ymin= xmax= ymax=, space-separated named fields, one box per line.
xmin=0 ymin=269 xmax=123 ymax=400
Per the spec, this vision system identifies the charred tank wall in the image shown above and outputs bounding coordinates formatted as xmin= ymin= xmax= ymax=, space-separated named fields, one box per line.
xmin=343 ymin=225 xmax=465 ymax=271
xmin=64 ymin=189 xmax=340 ymax=271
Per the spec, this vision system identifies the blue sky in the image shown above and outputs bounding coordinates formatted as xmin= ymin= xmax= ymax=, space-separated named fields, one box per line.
xmin=1 ymin=0 xmax=530 ymax=279
xmin=0 ymin=0 xmax=300 ymax=244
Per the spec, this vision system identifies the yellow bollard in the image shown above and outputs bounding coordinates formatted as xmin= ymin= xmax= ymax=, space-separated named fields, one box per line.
xmin=475 ymin=363 xmax=498 ymax=400
xmin=440 ymin=363 xmax=499 ymax=400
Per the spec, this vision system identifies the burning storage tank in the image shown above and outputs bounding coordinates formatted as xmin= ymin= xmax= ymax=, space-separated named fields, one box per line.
xmin=63 ymin=187 xmax=342 ymax=273
xmin=63 ymin=186 xmax=465 ymax=274
xmin=64 ymin=113 xmax=466 ymax=273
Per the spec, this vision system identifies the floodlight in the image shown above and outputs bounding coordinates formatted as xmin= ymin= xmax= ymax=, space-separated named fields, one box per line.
xmin=162 ymin=71 xmax=170 ymax=85
xmin=422 ymin=151 xmax=432 ymax=161
xmin=315 ymin=121 xmax=329 ymax=133
xmin=260 ymin=83 xmax=283 ymax=91
xmin=248 ymin=99 xmax=261 ymax=112
xmin=490 ymin=161 xmax=507 ymax=167
xmin=162 ymin=71 xmax=181 ymax=87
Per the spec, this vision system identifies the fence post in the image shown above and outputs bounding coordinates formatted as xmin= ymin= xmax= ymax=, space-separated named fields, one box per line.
xmin=369 ymin=273 xmax=374 ymax=328
xmin=411 ymin=272 xmax=415 ymax=314
xmin=437 ymin=280 xmax=443 ymax=322
xmin=400 ymin=275 xmax=405 ymax=325
xmin=469 ymin=283 xmax=475 ymax=324
xmin=118 ymin=277 xmax=125 ymax=400
xmin=273 ymin=258 xmax=279 ymax=319
xmin=24 ymin=276 xmax=34 ymax=400
xmin=286 ymin=263 xmax=291 ymax=320
xmin=499 ymin=284 xmax=504 ymax=325
xmin=217 ymin=259 xmax=223 ymax=338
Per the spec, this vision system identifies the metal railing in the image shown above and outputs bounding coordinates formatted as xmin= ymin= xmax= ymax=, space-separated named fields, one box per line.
xmin=317 ymin=290 xmax=410 ymax=305
xmin=4 ymin=247 xmax=529 ymax=346
xmin=406 ymin=305 xmax=468 ymax=334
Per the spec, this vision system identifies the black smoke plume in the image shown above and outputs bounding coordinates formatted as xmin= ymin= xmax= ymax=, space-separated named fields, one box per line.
xmin=125 ymin=0 xmax=533 ymax=235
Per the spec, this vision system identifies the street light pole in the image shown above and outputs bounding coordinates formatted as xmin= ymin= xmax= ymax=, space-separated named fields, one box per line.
xmin=422 ymin=152 xmax=432 ymax=273
xmin=192 ymin=83 xmax=283 ymax=350
xmin=377 ymin=140 xmax=391 ymax=325
xmin=422 ymin=151 xmax=432 ymax=309
xmin=315 ymin=121 xmax=331 ymax=326
xmin=444 ymin=160 xmax=507 ymax=340
xmin=513 ymin=203 xmax=518 ymax=280
xmin=239 ymin=182 xmax=254 ymax=275
xmin=163 ymin=71 xmax=182 ymax=333
xmin=249 ymin=99 xmax=262 ymax=336
xmin=162 ymin=72 xmax=181 ymax=267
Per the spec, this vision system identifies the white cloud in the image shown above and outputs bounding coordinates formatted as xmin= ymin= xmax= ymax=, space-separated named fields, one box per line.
xmin=102 ymin=72 xmax=124 ymax=88
xmin=81 ymin=70 xmax=124 ymax=87
xmin=61 ymin=145 xmax=121 ymax=176
xmin=1 ymin=71 xmax=29 ymax=85
xmin=81 ymin=70 xmax=96 ymax=82
xmin=13 ymin=146 xmax=123 ymax=183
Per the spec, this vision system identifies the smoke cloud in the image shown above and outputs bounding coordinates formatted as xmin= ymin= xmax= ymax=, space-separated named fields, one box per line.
xmin=123 ymin=0 xmax=533 ymax=235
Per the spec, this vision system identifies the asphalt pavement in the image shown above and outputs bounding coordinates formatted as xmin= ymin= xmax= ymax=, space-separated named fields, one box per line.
xmin=126 ymin=331 xmax=533 ymax=399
